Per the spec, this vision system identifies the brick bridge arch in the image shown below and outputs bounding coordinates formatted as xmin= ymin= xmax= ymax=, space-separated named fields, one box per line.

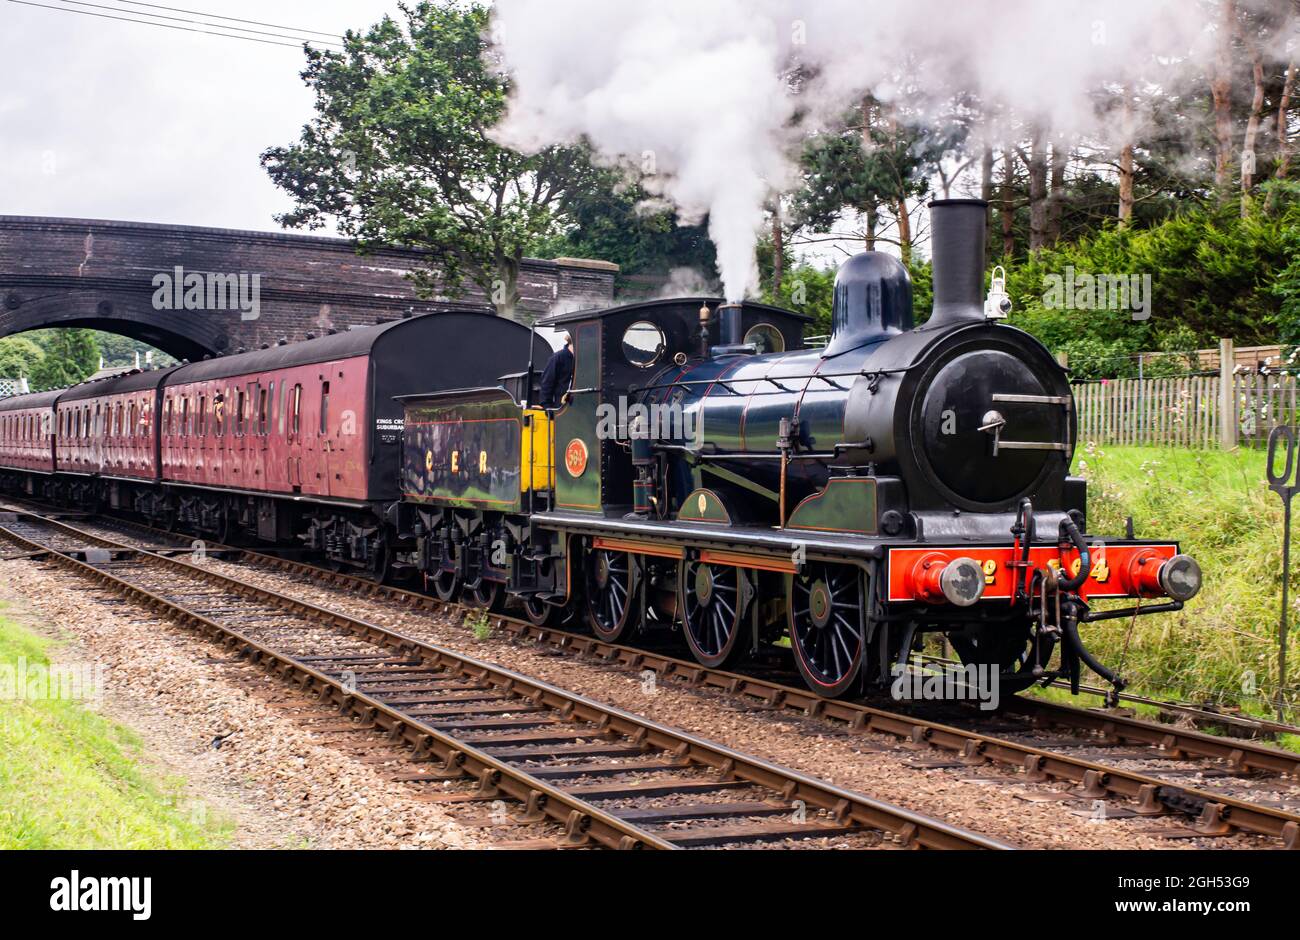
xmin=0 ymin=216 xmax=617 ymax=361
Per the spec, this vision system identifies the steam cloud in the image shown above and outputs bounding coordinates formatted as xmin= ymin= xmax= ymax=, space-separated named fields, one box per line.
xmin=490 ymin=1 xmax=1268 ymax=301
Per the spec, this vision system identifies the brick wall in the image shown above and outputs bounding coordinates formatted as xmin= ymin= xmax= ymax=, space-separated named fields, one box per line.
xmin=0 ymin=216 xmax=617 ymax=360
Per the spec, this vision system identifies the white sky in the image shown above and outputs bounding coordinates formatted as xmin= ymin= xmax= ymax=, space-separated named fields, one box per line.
xmin=0 ymin=0 xmax=400 ymax=232
xmin=0 ymin=0 xmax=884 ymax=270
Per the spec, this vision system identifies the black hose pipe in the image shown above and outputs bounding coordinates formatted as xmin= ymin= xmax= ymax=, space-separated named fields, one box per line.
xmin=1062 ymin=598 xmax=1127 ymax=693
xmin=1057 ymin=516 xmax=1091 ymax=592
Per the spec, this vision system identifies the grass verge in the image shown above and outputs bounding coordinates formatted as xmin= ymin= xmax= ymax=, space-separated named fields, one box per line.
xmin=0 ymin=602 xmax=228 ymax=848
xmin=1071 ymin=445 xmax=1296 ymax=723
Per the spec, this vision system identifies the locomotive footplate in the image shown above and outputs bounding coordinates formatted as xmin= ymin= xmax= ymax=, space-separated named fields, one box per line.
xmin=534 ymin=511 xmax=884 ymax=569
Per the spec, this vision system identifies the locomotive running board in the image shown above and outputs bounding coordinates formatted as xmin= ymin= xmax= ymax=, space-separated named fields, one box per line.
xmin=537 ymin=511 xmax=883 ymax=564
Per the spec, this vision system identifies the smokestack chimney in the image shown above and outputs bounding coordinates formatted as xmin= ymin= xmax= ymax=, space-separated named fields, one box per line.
xmin=926 ymin=198 xmax=989 ymax=328
xmin=717 ymin=303 xmax=743 ymax=347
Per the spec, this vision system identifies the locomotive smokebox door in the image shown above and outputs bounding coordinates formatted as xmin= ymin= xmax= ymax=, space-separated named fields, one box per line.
xmin=917 ymin=347 xmax=1070 ymax=508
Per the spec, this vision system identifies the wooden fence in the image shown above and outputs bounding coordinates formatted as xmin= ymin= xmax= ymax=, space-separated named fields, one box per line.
xmin=1072 ymin=371 xmax=1299 ymax=449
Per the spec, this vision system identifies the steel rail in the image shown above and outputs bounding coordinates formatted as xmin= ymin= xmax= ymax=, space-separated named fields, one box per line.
xmin=0 ymin=512 xmax=1004 ymax=851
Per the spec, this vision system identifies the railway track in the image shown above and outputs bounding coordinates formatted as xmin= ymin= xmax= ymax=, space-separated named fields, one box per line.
xmin=911 ymin=652 xmax=1300 ymax=741
xmin=9 ymin=503 xmax=1300 ymax=847
xmin=0 ymin=510 xmax=1003 ymax=851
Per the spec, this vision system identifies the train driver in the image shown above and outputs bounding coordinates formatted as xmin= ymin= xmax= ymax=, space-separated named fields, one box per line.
xmin=539 ymin=331 xmax=574 ymax=412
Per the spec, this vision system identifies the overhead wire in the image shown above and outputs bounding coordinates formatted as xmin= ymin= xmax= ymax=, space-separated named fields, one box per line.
xmin=6 ymin=0 xmax=344 ymax=49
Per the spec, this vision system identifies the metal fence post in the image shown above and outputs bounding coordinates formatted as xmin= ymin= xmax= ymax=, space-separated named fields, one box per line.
xmin=1219 ymin=338 xmax=1236 ymax=450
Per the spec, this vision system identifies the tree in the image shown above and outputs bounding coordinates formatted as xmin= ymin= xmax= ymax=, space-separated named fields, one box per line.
xmin=793 ymin=97 xmax=957 ymax=263
xmin=1211 ymin=0 xmax=1238 ymax=195
xmin=27 ymin=330 xmax=99 ymax=391
xmin=532 ymin=175 xmax=717 ymax=280
xmin=0 ymin=336 xmax=44 ymax=380
xmin=262 ymin=1 xmax=603 ymax=320
xmin=94 ymin=332 xmax=173 ymax=369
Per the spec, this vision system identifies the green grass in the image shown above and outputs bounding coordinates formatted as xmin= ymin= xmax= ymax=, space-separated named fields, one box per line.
xmin=1071 ymin=444 xmax=1297 ymax=721
xmin=0 ymin=605 xmax=229 ymax=849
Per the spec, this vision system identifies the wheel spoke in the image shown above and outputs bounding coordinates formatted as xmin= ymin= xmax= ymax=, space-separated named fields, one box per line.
xmin=832 ymin=611 xmax=862 ymax=640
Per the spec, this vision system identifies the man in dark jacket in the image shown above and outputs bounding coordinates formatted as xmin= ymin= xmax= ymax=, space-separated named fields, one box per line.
xmin=538 ymin=332 xmax=574 ymax=411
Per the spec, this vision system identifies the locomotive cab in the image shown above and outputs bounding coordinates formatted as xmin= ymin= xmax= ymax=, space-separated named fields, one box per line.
xmin=536 ymin=298 xmax=811 ymax=519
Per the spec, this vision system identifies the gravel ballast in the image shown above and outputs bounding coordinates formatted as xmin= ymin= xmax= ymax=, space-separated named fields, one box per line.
xmin=0 ymin=558 xmax=484 ymax=850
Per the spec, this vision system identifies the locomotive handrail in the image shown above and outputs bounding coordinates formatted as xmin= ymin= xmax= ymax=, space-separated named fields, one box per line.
xmin=628 ymin=365 xmax=912 ymax=397
xmin=651 ymin=443 xmax=861 ymax=463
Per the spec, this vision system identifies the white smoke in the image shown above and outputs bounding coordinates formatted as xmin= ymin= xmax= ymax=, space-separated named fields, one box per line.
xmin=490 ymin=1 xmax=1257 ymax=301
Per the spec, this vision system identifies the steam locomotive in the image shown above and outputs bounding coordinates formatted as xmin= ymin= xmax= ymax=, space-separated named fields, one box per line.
xmin=0 ymin=199 xmax=1201 ymax=701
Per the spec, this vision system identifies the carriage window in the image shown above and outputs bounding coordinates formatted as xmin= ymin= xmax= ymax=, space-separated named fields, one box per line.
xmin=196 ymin=397 xmax=205 ymax=436
xmin=291 ymin=384 xmax=302 ymax=436
xmin=213 ymin=393 xmax=225 ymax=435
xmin=319 ymin=381 xmax=330 ymax=435
xmin=129 ymin=402 xmax=138 ymax=438
xmin=278 ymin=382 xmax=288 ymax=435
xmin=164 ymin=398 xmax=173 ymax=436
xmin=622 ymin=321 xmax=665 ymax=368
xmin=268 ymin=381 xmax=277 ymax=432
xmin=181 ymin=398 xmax=190 ymax=437
xmin=235 ymin=390 xmax=246 ymax=437
xmin=259 ymin=387 xmax=269 ymax=436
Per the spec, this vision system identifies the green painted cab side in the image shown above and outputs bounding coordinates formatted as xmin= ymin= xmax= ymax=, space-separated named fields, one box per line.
xmin=554 ymin=322 xmax=603 ymax=513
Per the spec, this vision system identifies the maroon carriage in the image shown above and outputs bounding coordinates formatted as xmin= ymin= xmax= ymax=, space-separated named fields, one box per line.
xmin=0 ymin=389 xmax=59 ymax=482
xmin=156 ymin=313 xmax=547 ymax=569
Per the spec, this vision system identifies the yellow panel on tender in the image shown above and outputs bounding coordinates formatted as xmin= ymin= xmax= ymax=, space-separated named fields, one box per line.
xmin=521 ymin=408 xmax=555 ymax=492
